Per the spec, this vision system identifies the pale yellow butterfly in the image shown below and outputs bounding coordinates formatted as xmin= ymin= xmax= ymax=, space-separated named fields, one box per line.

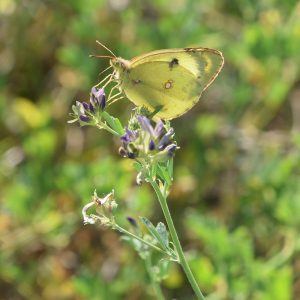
xmin=93 ymin=41 xmax=224 ymax=120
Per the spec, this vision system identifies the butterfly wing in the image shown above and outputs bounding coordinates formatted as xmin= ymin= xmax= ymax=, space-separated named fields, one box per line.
xmin=120 ymin=48 xmax=224 ymax=120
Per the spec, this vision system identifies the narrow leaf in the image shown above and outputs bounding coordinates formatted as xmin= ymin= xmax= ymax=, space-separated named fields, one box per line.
xmin=133 ymin=161 xmax=143 ymax=173
xmin=102 ymin=112 xmax=124 ymax=135
xmin=140 ymin=217 xmax=169 ymax=251
xmin=156 ymin=222 xmax=169 ymax=248
xmin=167 ymin=158 xmax=173 ymax=180
xmin=157 ymin=164 xmax=172 ymax=185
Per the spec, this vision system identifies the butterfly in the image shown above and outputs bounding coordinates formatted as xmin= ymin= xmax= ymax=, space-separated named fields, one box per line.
xmin=93 ymin=41 xmax=224 ymax=120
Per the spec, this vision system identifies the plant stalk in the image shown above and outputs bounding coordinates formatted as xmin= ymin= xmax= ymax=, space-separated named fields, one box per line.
xmin=150 ymin=180 xmax=205 ymax=300
xmin=113 ymin=224 xmax=170 ymax=256
xmin=145 ymin=255 xmax=165 ymax=300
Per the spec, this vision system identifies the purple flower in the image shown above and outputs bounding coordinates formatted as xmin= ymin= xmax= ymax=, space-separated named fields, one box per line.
xmin=137 ymin=115 xmax=155 ymax=136
xmin=165 ymin=143 xmax=177 ymax=157
xmin=82 ymin=102 xmax=89 ymax=110
xmin=149 ymin=140 xmax=155 ymax=150
xmin=158 ymin=128 xmax=174 ymax=150
xmin=119 ymin=115 xmax=177 ymax=161
xmin=154 ymin=120 xmax=164 ymax=138
xmin=121 ymin=128 xmax=137 ymax=143
xmin=127 ymin=216 xmax=138 ymax=227
xmin=89 ymin=102 xmax=95 ymax=113
xmin=90 ymin=87 xmax=106 ymax=111
xmin=127 ymin=152 xmax=136 ymax=159
xmin=79 ymin=115 xmax=90 ymax=122
xmin=100 ymin=95 xmax=106 ymax=111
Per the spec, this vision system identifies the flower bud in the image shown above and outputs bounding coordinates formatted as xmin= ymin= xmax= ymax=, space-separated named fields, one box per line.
xmin=99 ymin=94 xmax=106 ymax=111
xmin=158 ymin=128 xmax=174 ymax=150
xmin=90 ymin=87 xmax=106 ymax=111
xmin=89 ymin=102 xmax=95 ymax=113
xmin=127 ymin=216 xmax=138 ymax=227
xmin=149 ymin=140 xmax=156 ymax=151
xmin=79 ymin=115 xmax=90 ymax=122
xmin=82 ymin=102 xmax=89 ymax=110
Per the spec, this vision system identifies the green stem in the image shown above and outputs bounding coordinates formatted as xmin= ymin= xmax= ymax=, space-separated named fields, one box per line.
xmin=150 ymin=180 xmax=205 ymax=300
xmin=113 ymin=224 xmax=172 ymax=258
xmin=96 ymin=122 xmax=120 ymax=136
xmin=145 ymin=254 xmax=165 ymax=300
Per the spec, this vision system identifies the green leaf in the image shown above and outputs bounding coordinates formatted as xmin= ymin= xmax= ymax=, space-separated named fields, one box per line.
xmin=140 ymin=217 xmax=169 ymax=251
xmin=113 ymin=118 xmax=124 ymax=135
xmin=157 ymin=163 xmax=172 ymax=186
xmin=167 ymin=158 xmax=173 ymax=180
xmin=102 ymin=112 xmax=124 ymax=135
xmin=156 ymin=222 xmax=169 ymax=248
xmin=133 ymin=161 xmax=143 ymax=173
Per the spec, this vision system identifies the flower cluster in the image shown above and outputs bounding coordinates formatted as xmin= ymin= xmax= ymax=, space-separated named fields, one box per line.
xmin=70 ymin=87 xmax=106 ymax=124
xmin=119 ymin=115 xmax=178 ymax=163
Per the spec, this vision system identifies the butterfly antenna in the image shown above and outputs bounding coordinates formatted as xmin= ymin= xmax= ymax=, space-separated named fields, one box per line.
xmin=96 ymin=40 xmax=117 ymax=57
xmin=89 ymin=55 xmax=114 ymax=59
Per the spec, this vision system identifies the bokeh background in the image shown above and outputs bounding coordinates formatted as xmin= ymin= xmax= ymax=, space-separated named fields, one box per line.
xmin=1 ymin=0 xmax=300 ymax=299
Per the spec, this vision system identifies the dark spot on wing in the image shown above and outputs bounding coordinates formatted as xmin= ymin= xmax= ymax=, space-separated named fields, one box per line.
xmin=132 ymin=79 xmax=142 ymax=85
xmin=169 ymin=58 xmax=179 ymax=69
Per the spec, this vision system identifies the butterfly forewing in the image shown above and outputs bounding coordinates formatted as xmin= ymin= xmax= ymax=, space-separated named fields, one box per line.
xmin=117 ymin=48 xmax=224 ymax=119
xmin=130 ymin=48 xmax=224 ymax=90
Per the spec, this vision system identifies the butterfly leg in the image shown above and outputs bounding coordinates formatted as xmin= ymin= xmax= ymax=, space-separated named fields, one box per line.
xmin=95 ymin=73 xmax=113 ymax=88
xmin=107 ymin=83 xmax=122 ymax=102
xmin=107 ymin=96 xmax=124 ymax=106
xmin=108 ymin=91 xmax=122 ymax=102
xmin=98 ymin=65 xmax=113 ymax=77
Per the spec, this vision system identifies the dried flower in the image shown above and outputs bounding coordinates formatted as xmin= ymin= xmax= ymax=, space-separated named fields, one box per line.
xmin=82 ymin=201 xmax=97 ymax=225
xmin=82 ymin=190 xmax=116 ymax=225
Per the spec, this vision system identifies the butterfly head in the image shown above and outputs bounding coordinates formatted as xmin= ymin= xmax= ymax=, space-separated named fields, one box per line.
xmin=110 ymin=57 xmax=131 ymax=73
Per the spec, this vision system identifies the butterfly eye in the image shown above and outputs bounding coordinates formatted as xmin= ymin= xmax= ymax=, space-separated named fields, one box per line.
xmin=112 ymin=59 xmax=124 ymax=70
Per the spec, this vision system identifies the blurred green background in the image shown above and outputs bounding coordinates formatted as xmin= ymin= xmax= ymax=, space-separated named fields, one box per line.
xmin=1 ymin=0 xmax=300 ymax=299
